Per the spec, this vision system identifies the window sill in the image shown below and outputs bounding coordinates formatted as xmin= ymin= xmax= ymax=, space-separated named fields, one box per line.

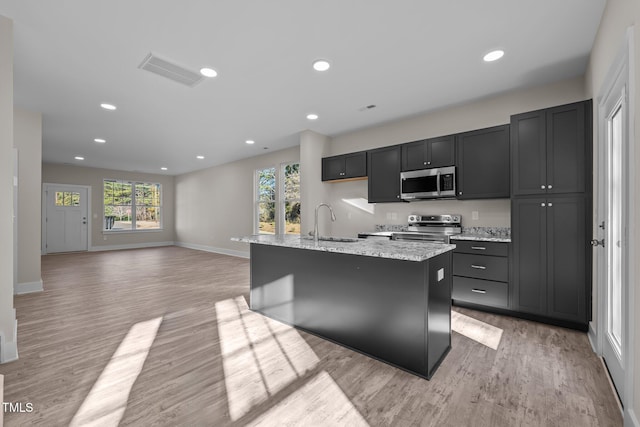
xmin=102 ymin=229 xmax=164 ymax=235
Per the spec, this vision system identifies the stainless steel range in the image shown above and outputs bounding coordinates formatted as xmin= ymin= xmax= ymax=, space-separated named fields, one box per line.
xmin=359 ymin=214 xmax=461 ymax=243
xmin=392 ymin=214 xmax=461 ymax=243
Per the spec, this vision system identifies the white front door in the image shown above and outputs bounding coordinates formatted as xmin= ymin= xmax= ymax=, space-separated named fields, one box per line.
xmin=595 ymin=45 xmax=630 ymax=405
xmin=45 ymin=184 xmax=89 ymax=253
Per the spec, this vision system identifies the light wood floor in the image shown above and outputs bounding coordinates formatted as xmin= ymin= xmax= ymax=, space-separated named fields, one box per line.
xmin=0 ymin=246 xmax=622 ymax=426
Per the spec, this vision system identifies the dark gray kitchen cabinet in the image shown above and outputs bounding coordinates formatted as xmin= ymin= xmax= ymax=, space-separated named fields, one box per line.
xmin=368 ymin=146 xmax=402 ymax=203
xmin=322 ymin=151 xmax=367 ymax=181
xmin=511 ymin=195 xmax=589 ymax=324
xmin=511 ymin=100 xmax=590 ymax=196
xmin=401 ymin=135 xmax=455 ymax=171
xmin=456 ymin=125 xmax=510 ymax=199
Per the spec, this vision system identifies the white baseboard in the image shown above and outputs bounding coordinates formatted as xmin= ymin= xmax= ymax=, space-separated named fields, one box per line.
xmin=588 ymin=321 xmax=598 ymax=353
xmin=175 ymin=241 xmax=250 ymax=259
xmin=89 ymin=241 xmax=175 ymax=252
xmin=14 ymin=279 xmax=43 ymax=295
xmin=0 ymin=314 xmax=18 ymax=364
xmin=627 ymin=408 xmax=640 ymax=427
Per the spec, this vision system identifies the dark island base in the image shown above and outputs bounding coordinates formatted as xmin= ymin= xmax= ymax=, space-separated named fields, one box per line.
xmin=249 ymin=243 xmax=453 ymax=379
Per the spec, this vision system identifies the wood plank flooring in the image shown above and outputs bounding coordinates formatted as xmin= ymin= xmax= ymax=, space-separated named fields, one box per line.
xmin=0 ymin=246 xmax=622 ymax=426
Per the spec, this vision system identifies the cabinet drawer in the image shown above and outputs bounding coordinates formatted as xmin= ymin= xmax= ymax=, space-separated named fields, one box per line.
xmin=453 ymin=240 xmax=508 ymax=257
xmin=453 ymin=276 xmax=508 ymax=309
xmin=453 ymin=253 xmax=508 ymax=282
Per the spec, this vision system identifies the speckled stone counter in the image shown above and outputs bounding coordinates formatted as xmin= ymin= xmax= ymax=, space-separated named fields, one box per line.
xmin=451 ymin=227 xmax=511 ymax=243
xmin=232 ymin=234 xmax=455 ymax=262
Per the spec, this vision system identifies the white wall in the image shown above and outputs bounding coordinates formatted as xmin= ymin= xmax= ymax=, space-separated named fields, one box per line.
xmin=13 ymin=108 xmax=42 ymax=294
xmin=300 ymin=130 xmax=330 ymax=236
xmin=0 ymin=15 xmax=18 ymax=363
xmin=42 ymin=164 xmax=176 ymax=250
xmin=175 ymin=146 xmax=300 ymax=257
xmin=585 ymin=0 xmax=640 ymax=423
xmin=323 ymin=76 xmax=587 ymax=237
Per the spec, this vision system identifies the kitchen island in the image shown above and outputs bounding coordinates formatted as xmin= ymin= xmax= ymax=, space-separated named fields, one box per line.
xmin=231 ymin=235 xmax=455 ymax=379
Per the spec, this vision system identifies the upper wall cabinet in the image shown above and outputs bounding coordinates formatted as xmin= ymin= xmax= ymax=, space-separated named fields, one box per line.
xmin=368 ymin=146 xmax=402 ymax=203
xmin=510 ymin=100 xmax=591 ymax=196
xmin=322 ymin=151 xmax=367 ymax=182
xmin=456 ymin=125 xmax=510 ymax=199
xmin=401 ymin=135 xmax=455 ymax=171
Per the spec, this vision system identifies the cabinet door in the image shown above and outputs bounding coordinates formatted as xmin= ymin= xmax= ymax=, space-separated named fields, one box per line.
xmin=344 ymin=152 xmax=367 ymax=178
xmin=401 ymin=140 xmax=427 ymax=171
xmin=511 ymin=110 xmax=546 ymax=196
xmin=368 ymin=146 xmax=402 ymax=203
xmin=546 ymin=195 xmax=587 ymax=323
xmin=546 ymin=102 xmax=587 ymax=194
xmin=511 ymin=197 xmax=547 ymax=315
xmin=456 ymin=125 xmax=510 ymax=199
xmin=428 ymin=135 xmax=455 ymax=168
xmin=322 ymin=156 xmax=345 ymax=181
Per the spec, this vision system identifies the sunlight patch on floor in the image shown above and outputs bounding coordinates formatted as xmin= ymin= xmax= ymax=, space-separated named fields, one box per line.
xmin=216 ymin=296 xmax=320 ymax=421
xmin=246 ymin=370 xmax=370 ymax=427
xmin=69 ymin=316 xmax=163 ymax=427
xmin=451 ymin=311 xmax=503 ymax=350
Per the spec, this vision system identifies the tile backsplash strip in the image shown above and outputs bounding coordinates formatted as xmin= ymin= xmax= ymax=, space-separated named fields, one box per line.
xmin=461 ymin=227 xmax=511 ymax=238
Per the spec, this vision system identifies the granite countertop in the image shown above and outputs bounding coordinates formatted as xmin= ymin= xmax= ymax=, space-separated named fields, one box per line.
xmin=450 ymin=227 xmax=511 ymax=243
xmin=231 ymin=234 xmax=455 ymax=262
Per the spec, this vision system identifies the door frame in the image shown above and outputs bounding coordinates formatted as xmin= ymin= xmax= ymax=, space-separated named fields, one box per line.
xmin=593 ymin=26 xmax=636 ymax=415
xmin=42 ymin=183 xmax=92 ymax=254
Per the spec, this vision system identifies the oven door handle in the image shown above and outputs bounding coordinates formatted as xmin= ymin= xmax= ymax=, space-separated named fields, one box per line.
xmin=436 ymin=170 xmax=441 ymax=196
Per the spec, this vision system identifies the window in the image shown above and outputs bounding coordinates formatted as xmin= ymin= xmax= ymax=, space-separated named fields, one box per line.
xmin=103 ymin=180 xmax=162 ymax=231
xmin=255 ymin=162 xmax=300 ymax=235
xmin=256 ymin=168 xmax=276 ymax=234
xmin=55 ymin=191 xmax=80 ymax=207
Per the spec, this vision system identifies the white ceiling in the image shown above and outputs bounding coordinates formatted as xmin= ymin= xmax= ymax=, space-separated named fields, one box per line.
xmin=1 ymin=0 xmax=606 ymax=175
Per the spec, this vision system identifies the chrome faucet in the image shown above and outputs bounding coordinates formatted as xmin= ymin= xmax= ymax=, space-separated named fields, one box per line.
xmin=314 ymin=203 xmax=336 ymax=243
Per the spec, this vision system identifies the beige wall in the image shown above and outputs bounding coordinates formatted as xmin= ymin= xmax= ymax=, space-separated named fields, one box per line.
xmin=0 ymin=15 xmax=17 ymax=363
xmin=585 ymin=0 xmax=640 ymax=422
xmin=13 ymin=108 xmax=42 ymax=292
xmin=42 ymin=164 xmax=176 ymax=249
xmin=175 ymin=146 xmax=299 ymax=256
xmin=324 ymin=76 xmax=587 ymax=237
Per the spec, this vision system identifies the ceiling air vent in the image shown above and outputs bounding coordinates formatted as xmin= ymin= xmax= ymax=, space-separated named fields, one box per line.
xmin=138 ymin=53 xmax=204 ymax=87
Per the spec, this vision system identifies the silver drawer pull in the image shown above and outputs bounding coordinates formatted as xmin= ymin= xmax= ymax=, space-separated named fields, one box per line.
xmin=471 ymin=265 xmax=486 ymax=270
xmin=471 ymin=289 xmax=487 ymax=294
xmin=471 ymin=246 xmax=486 ymax=250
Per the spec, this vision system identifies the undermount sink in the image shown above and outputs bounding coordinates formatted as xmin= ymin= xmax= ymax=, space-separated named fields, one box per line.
xmin=303 ymin=236 xmax=360 ymax=243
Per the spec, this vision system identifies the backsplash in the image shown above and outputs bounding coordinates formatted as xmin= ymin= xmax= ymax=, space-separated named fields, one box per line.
xmin=460 ymin=226 xmax=511 ymax=238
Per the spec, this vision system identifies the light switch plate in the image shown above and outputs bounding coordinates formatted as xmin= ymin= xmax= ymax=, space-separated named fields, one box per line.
xmin=472 ymin=211 xmax=479 ymax=220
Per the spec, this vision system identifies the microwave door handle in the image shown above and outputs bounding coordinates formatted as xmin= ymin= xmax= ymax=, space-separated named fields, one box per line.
xmin=437 ymin=170 xmax=441 ymax=196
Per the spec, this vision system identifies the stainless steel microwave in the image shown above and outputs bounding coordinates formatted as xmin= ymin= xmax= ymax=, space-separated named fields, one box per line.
xmin=400 ymin=166 xmax=456 ymax=200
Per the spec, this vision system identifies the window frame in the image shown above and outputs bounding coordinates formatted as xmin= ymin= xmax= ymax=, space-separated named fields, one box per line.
xmin=280 ymin=162 xmax=300 ymax=235
xmin=254 ymin=161 xmax=300 ymax=235
xmin=102 ymin=179 xmax=164 ymax=233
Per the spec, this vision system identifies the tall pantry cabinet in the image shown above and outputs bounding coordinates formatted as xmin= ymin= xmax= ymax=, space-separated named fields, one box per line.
xmin=510 ymin=100 xmax=592 ymax=329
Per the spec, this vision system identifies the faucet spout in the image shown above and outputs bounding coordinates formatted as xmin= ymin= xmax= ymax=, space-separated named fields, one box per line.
xmin=314 ymin=203 xmax=336 ymax=243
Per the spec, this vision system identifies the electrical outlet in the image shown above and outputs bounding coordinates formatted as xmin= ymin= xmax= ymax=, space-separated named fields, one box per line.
xmin=103 ymin=236 xmax=107 ymax=241
xmin=472 ymin=211 xmax=479 ymax=220
xmin=386 ymin=213 xmax=392 ymax=220
xmin=391 ymin=212 xmax=398 ymax=220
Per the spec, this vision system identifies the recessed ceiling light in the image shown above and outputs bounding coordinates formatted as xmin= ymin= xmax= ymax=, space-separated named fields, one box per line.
xmin=161 ymin=167 xmax=168 ymax=171
xmin=74 ymin=156 xmax=84 ymax=160
xmin=306 ymin=113 xmax=319 ymax=120
xmin=196 ymin=155 xmax=205 ymax=159
xmin=200 ymin=67 xmax=218 ymax=78
xmin=245 ymin=140 xmax=255 ymax=145
xmin=94 ymin=138 xmax=106 ymax=144
xmin=100 ymin=103 xmax=117 ymax=111
xmin=483 ymin=50 xmax=504 ymax=62
xmin=312 ymin=59 xmax=331 ymax=71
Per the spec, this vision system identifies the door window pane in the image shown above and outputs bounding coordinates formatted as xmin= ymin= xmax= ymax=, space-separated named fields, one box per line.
xmin=284 ymin=163 xmax=300 ymax=235
xmin=257 ymin=168 xmax=276 ymax=234
xmin=608 ymin=104 xmax=623 ymax=352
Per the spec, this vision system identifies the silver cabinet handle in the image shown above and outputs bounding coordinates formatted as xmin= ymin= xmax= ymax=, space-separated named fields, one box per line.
xmin=423 ymin=161 xmax=427 ymax=165
xmin=471 ymin=265 xmax=486 ymax=270
xmin=471 ymin=289 xmax=486 ymax=294
xmin=548 ymin=202 xmax=553 ymax=207
xmin=548 ymin=184 xmax=553 ymax=189
xmin=471 ymin=246 xmax=486 ymax=250
xmin=541 ymin=185 xmax=546 ymax=189
xmin=541 ymin=203 xmax=546 ymax=207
